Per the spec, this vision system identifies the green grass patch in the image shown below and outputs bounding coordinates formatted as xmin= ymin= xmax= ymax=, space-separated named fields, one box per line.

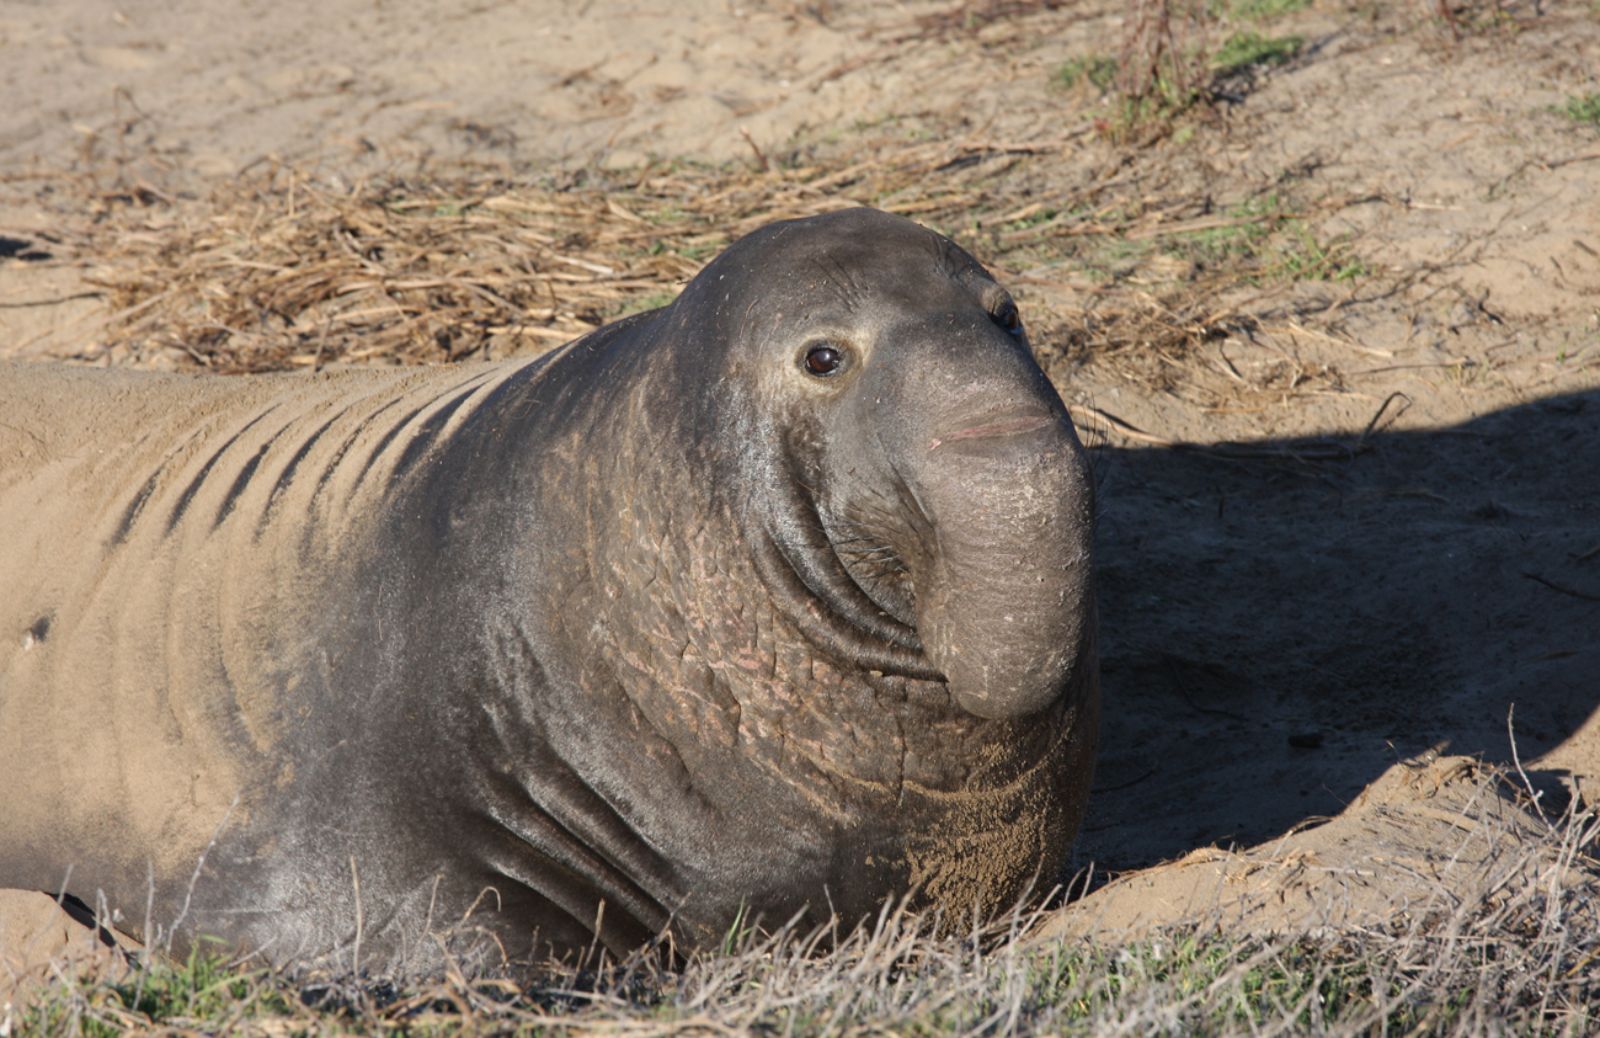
xmin=1173 ymin=192 xmax=1285 ymax=266
xmin=613 ymin=288 xmax=679 ymax=317
xmin=1054 ymin=54 xmax=1119 ymax=93
xmin=1212 ymin=31 xmax=1304 ymax=75
xmin=1079 ymin=235 xmax=1155 ymax=282
xmin=1269 ymin=222 xmax=1368 ymax=281
xmin=649 ymin=235 xmax=726 ymax=261
xmin=1219 ymin=0 xmax=1313 ymax=20
xmin=1096 ymin=77 xmax=1206 ymax=144
xmin=1004 ymin=207 xmax=1062 ymax=232
xmin=1053 ymin=52 xmax=1202 ymax=142
xmin=21 ymin=940 xmax=299 ymax=1037
xmin=1162 ymin=193 xmax=1366 ymax=284
xmin=1565 ymin=91 xmax=1600 ymax=125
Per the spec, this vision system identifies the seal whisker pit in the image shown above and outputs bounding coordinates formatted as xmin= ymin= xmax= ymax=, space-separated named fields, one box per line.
xmin=0 ymin=207 xmax=1098 ymax=973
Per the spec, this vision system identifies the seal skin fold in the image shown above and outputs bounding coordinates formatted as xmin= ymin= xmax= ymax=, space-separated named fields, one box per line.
xmin=0 ymin=208 xmax=1098 ymax=971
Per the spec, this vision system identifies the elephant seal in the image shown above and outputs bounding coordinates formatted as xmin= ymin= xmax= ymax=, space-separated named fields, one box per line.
xmin=0 ymin=207 xmax=1097 ymax=971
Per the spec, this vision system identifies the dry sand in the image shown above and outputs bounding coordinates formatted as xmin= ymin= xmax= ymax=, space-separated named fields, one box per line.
xmin=2 ymin=0 xmax=1598 ymax=982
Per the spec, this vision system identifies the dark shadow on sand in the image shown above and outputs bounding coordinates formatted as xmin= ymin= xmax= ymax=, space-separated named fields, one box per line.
xmin=1076 ymin=386 xmax=1600 ymax=872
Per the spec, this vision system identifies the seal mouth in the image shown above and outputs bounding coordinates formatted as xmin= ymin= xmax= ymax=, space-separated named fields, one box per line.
xmin=752 ymin=452 xmax=941 ymax=682
xmin=754 ymin=527 xmax=941 ymax=681
xmin=927 ymin=412 xmax=1053 ymax=451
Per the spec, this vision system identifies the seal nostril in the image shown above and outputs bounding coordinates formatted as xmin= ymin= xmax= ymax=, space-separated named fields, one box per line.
xmin=991 ymin=299 xmax=1024 ymax=338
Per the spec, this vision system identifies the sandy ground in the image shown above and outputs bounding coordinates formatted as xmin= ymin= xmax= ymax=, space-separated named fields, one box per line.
xmin=1 ymin=0 xmax=880 ymax=176
xmin=3 ymin=0 xmax=1599 ymax=985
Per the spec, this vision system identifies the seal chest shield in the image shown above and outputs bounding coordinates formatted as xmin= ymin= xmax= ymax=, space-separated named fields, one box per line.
xmin=0 ymin=207 xmax=1098 ymax=970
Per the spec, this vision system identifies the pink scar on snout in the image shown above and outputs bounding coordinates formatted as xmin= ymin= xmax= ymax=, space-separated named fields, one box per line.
xmin=927 ymin=414 xmax=1052 ymax=451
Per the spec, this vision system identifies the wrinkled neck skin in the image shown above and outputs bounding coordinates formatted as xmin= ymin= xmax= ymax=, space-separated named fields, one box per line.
xmin=481 ymin=292 xmax=1098 ymax=951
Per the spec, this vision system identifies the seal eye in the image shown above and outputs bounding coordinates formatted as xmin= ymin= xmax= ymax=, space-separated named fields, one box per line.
xmin=992 ymin=299 xmax=1024 ymax=338
xmin=803 ymin=344 xmax=845 ymax=377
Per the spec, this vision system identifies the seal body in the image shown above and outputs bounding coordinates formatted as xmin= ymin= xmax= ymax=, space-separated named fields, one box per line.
xmin=0 ymin=208 xmax=1098 ymax=970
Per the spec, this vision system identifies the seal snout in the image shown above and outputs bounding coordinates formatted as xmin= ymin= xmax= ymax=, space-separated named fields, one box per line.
xmin=896 ymin=396 xmax=1094 ymax=723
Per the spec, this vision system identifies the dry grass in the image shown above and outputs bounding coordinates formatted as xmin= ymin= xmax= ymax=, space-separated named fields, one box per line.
xmin=53 ymin=128 xmax=1317 ymax=385
xmin=38 ymin=122 xmax=1389 ymax=478
xmin=16 ymin=129 xmax=1408 ymax=474
xmin=12 ymin=770 xmax=1598 ymax=1036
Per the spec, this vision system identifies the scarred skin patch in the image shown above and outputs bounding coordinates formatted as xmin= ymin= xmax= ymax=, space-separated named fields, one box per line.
xmin=928 ymin=414 xmax=1054 ymax=451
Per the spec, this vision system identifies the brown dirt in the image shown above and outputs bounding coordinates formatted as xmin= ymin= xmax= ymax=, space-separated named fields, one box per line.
xmin=2 ymin=0 xmax=1598 ymax=970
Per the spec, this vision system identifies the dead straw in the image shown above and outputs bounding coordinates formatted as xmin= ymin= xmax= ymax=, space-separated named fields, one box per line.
xmin=63 ymin=144 xmax=1252 ymax=379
